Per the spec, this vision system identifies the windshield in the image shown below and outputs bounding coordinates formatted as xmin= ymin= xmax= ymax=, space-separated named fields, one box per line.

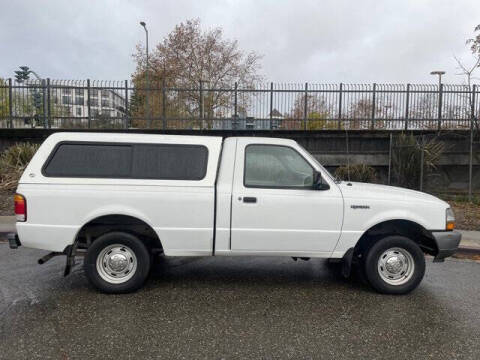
xmin=297 ymin=144 xmax=338 ymax=183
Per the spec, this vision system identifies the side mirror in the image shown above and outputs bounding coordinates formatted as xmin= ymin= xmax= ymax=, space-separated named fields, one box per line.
xmin=313 ymin=171 xmax=330 ymax=190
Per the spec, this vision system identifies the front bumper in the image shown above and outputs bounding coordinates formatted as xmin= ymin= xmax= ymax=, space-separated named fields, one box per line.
xmin=432 ymin=230 xmax=461 ymax=261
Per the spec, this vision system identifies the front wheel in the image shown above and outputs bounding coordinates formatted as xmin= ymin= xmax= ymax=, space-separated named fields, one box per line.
xmin=364 ymin=235 xmax=425 ymax=295
xmin=84 ymin=232 xmax=151 ymax=293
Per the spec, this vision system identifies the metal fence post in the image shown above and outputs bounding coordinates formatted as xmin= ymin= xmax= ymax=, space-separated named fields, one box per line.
xmin=338 ymin=83 xmax=343 ymax=130
xmin=8 ymin=78 xmax=13 ymax=129
xmin=199 ymin=80 xmax=203 ymax=122
xmin=345 ymin=130 xmax=350 ymax=181
xmin=162 ymin=79 xmax=166 ymax=130
xmin=42 ymin=79 xmax=47 ymax=128
xmin=269 ymin=82 xmax=274 ymax=130
xmin=437 ymin=83 xmax=443 ymax=131
xmin=303 ymin=82 xmax=308 ymax=131
xmin=46 ymin=78 xmax=51 ymax=129
xmin=234 ymin=82 xmax=238 ymax=118
xmin=405 ymin=83 xmax=410 ymax=130
xmin=371 ymin=83 xmax=376 ymax=129
xmin=419 ymin=135 xmax=424 ymax=191
xmin=124 ymin=80 xmax=129 ymax=129
xmin=87 ymin=79 xmax=91 ymax=128
xmin=472 ymin=84 xmax=477 ymax=120
xmin=388 ymin=133 xmax=392 ymax=185
xmin=469 ymin=118 xmax=474 ymax=202
xmin=469 ymin=84 xmax=476 ymax=202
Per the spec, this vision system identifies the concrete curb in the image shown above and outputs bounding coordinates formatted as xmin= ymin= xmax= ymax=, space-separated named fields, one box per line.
xmin=455 ymin=246 xmax=480 ymax=255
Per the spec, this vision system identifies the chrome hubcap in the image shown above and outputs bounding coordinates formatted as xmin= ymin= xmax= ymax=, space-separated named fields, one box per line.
xmin=96 ymin=244 xmax=137 ymax=284
xmin=108 ymin=253 xmax=129 ymax=272
xmin=377 ymin=247 xmax=415 ymax=286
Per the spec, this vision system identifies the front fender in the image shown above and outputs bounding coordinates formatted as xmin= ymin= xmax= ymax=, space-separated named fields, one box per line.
xmin=331 ymin=200 xmax=444 ymax=258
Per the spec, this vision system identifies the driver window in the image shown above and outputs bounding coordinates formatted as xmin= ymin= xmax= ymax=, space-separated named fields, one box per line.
xmin=244 ymin=145 xmax=314 ymax=188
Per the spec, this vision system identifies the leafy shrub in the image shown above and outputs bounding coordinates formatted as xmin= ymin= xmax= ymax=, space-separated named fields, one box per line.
xmin=334 ymin=164 xmax=377 ymax=183
xmin=0 ymin=143 xmax=39 ymax=191
xmin=391 ymin=133 xmax=445 ymax=189
xmin=305 ymin=111 xmax=342 ymax=130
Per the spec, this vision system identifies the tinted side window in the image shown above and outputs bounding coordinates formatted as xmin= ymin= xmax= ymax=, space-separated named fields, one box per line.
xmin=43 ymin=143 xmax=132 ymax=178
xmin=132 ymin=144 xmax=208 ymax=180
xmin=244 ymin=145 xmax=314 ymax=188
xmin=43 ymin=142 xmax=208 ymax=180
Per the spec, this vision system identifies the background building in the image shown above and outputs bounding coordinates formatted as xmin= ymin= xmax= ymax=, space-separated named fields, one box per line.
xmin=56 ymin=87 xmax=126 ymax=119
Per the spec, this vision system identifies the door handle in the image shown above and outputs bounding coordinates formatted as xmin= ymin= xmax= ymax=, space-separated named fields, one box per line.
xmin=243 ymin=197 xmax=257 ymax=203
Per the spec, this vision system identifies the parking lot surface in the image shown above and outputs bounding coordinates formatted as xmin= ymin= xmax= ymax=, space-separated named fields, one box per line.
xmin=0 ymin=243 xmax=479 ymax=359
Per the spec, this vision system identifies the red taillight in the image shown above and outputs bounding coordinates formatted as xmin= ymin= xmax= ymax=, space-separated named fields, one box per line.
xmin=14 ymin=194 xmax=26 ymax=222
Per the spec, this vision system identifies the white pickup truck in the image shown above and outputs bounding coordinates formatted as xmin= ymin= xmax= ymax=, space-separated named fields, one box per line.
xmin=9 ymin=132 xmax=460 ymax=294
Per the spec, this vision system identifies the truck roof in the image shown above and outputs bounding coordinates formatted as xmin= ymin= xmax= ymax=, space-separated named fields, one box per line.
xmin=44 ymin=132 xmax=297 ymax=146
xmin=45 ymin=132 xmax=223 ymax=144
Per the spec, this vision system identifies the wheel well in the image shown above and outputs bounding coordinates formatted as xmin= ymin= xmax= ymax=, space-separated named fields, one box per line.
xmin=75 ymin=214 xmax=163 ymax=252
xmin=354 ymin=220 xmax=438 ymax=256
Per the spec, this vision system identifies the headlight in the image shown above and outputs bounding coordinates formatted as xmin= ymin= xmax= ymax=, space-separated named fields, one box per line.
xmin=446 ymin=208 xmax=455 ymax=231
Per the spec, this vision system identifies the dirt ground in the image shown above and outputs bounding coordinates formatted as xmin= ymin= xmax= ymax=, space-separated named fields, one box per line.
xmin=450 ymin=201 xmax=480 ymax=231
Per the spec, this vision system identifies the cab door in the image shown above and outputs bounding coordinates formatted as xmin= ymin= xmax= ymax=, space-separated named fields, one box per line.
xmin=230 ymin=138 xmax=343 ymax=255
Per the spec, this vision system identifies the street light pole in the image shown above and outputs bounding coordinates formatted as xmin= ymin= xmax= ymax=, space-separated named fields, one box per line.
xmin=430 ymin=70 xmax=445 ymax=88
xmin=430 ymin=71 xmax=445 ymax=130
xmin=140 ymin=21 xmax=150 ymax=128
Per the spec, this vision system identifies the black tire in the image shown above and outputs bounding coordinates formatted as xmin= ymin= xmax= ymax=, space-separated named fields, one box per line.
xmin=364 ymin=235 xmax=425 ymax=295
xmin=84 ymin=231 xmax=151 ymax=294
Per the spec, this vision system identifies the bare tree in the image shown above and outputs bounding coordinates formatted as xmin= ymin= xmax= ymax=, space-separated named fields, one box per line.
xmin=409 ymin=93 xmax=439 ymax=130
xmin=284 ymin=94 xmax=337 ymax=130
xmin=454 ymin=24 xmax=480 ymax=128
xmin=132 ymin=19 xmax=263 ymax=127
xmin=348 ymin=98 xmax=387 ymax=129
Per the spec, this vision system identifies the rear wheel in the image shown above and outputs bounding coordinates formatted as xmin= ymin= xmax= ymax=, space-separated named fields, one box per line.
xmin=84 ymin=232 xmax=151 ymax=293
xmin=364 ymin=235 xmax=425 ymax=295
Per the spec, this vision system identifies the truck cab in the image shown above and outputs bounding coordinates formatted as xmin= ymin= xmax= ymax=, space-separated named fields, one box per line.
xmin=10 ymin=133 xmax=461 ymax=294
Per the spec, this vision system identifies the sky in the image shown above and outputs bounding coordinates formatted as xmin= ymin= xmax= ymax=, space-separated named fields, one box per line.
xmin=0 ymin=0 xmax=479 ymax=84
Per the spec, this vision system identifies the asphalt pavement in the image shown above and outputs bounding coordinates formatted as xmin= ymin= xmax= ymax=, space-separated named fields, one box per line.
xmin=0 ymin=243 xmax=479 ymax=359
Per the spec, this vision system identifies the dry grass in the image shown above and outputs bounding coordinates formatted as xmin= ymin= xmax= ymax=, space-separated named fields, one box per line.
xmin=334 ymin=164 xmax=377 ymax=183
xmin=0 ymin=143 xmax=39 ymax=192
